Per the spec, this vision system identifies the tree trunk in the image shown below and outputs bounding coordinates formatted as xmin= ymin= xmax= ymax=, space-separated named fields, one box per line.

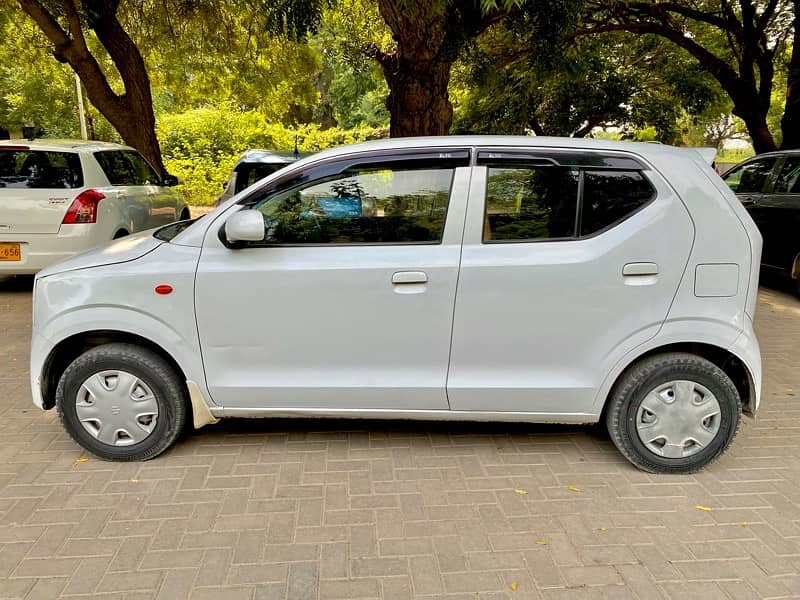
xmin=733 ymin=104 xmax=778 ymax=154
xmin=16 ymin=0 xmax=166 ymax=175
xmin=781 ymin=1 xmax=800 ymax=150
xmin=382 ymin=59 xmax=454 ymax=137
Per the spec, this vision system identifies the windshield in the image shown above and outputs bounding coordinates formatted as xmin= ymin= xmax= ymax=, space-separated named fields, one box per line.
xmin=154 ymin=218 xmax=197 ymax=242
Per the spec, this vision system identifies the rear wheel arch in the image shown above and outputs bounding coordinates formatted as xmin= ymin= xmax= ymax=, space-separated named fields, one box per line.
xmin=601 ymin=341 xmax=755 ymax=419
xmin=40 ymin=330 xmax=187 ymax=410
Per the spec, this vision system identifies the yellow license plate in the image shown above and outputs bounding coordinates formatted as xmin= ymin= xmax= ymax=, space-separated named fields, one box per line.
xmin=0 ymin=243 xmax=21 ymax=261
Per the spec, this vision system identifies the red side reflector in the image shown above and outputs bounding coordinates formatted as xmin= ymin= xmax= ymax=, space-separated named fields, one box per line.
xmin=155 ymin=285 xmax=173 ymax=295
xmin=2 ymin=145 xmax=30 ymax=151
xmin=62 ymin=189 xmax=106 ymax=224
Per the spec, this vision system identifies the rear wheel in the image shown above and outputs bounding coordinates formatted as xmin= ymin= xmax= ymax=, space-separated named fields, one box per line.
xmin=56 ymin=343 xmax=188 ymax=461
xmin=179 ymin=207 xmax=191 ymax=221
xmin=606 ymin=353 xmax=741 ymax=474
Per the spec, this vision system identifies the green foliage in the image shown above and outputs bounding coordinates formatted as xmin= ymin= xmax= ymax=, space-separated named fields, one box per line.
xmin=453 ymin=22 xmax=725 ymax=142
xmin=157 ymin=105 xmax=387 ymax=205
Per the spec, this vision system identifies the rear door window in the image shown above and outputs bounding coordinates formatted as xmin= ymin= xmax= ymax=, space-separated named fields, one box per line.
xmin=0 ymin=149 xmax=83 ymax=189
xmin=723 ymin=158 xmax=777 ymax=193
xmin=94 ymin=150 xmax=136 ymax=185
xmin=123 ymin=150 xmax=161 ymax=185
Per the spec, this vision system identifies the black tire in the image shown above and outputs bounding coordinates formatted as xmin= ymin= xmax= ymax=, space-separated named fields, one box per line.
xmin=113 ymin=229 xmax=129 ymax=239
xmin=56 ymin=343 xmax=188 ymax=461
xmin=606 ymin=352 xmax=741 ymax=474
xmin=180 ymin=208 xmax=191 ymax=221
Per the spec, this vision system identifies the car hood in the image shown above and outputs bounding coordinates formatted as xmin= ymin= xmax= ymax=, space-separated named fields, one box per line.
xmin=37 ymin=229 xmax=164 ymax=278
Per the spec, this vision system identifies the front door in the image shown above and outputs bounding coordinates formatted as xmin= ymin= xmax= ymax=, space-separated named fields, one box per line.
xmin=721 ymin=156 xmax=779 ymax=266
xmin=447 ymin=149 xmax=694 ymax=416
xmin=195 ymin=150 xmax=471 ymax=410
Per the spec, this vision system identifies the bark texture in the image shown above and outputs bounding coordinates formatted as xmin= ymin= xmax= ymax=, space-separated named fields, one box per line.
xmin=373 ymin=1 xmax=507 ymax=137
xmin=17 ymin=0 xmax=166 ymax=174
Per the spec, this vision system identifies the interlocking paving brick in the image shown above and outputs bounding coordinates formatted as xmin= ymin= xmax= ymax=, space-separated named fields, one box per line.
xmin=1 ymin=281 xmax=800 ymax=598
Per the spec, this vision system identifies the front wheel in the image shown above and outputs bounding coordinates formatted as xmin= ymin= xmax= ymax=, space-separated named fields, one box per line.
xmin=606 ymin=353 xmax=741 ymax=474
xmin=56 ymin=343 xmax=188 ymax=461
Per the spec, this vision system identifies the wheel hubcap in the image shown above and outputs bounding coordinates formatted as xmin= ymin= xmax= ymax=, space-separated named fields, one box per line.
xmin=635 ymin=380 xmax=721 ymax=459
xmin=75 ymin=371 xmax=159 ymax=446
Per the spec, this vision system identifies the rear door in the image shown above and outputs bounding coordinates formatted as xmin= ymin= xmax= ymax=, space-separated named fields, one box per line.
xmin=0 ymin=147 xmax=85 ymax=234
xmin=447 ymin=149 xmax=694 ymax=416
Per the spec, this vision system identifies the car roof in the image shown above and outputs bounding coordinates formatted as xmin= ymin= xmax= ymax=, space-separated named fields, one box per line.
xmin=285 ymin=135 xmax=715 ymax=172
xmin=236 ymin=149 xmax=309 ymax=164
xmin=0 ymin=139 xmax=132 ymax=152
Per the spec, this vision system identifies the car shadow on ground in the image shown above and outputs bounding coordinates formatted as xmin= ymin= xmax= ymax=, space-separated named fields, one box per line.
xmin=0 ymin=274 xmax=34 ymax=292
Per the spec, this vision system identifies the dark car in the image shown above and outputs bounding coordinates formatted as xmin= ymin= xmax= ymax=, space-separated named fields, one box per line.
xmin=215 ymin=149 xmax=306 ymax=206
xmin=722 ymin=150 xmax=800 ymax=295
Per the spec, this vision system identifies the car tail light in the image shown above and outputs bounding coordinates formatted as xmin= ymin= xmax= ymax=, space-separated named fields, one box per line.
xmin=62 ymin=189 xmax=106 ymax=224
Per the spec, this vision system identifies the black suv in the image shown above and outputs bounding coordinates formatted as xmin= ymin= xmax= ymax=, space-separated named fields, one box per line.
xmin=722 ymin=150 xmax=800 ymax=295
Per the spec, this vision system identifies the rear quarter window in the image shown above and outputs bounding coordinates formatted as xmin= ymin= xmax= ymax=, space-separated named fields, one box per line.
xmin=0 ymin=149 xmax=84 ymax=189
xmin=580 ymin=170 xmax=655 ymax=236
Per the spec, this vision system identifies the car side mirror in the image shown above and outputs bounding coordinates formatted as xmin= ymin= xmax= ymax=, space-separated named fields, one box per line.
xmin=162 ymin=174 xmax=180 ymax=187
xmin=224 ymin=210 xmax=265 ymax=244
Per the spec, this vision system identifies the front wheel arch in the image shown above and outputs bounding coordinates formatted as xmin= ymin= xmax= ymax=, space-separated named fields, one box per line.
xmin=40 ymin=330 xmax=187 ymax=411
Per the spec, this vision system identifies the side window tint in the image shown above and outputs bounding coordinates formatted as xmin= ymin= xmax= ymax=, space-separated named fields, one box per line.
xmin=95 ymin=151 xmax=135 ymax=185
xmin=124 ymin=151 xmax=160 ymax=185
xmin=723 ymin=159 xmax=775 ymax=193
xmin=580 ymin=170 xmax=654 ymax=236
xmin=484 ymin=166 xmax=579 ymax=241
xmin=774 ymin=158 xmax=800 ymax=193
xmin=252 ymin=166 xmax=454 ymax=244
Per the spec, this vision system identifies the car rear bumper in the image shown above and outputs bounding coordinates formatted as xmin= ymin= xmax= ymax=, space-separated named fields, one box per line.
xmin=0 ymin=225 xmax=104 ymax=274
xmin=730 ymin=314 xmax=762 ymax=413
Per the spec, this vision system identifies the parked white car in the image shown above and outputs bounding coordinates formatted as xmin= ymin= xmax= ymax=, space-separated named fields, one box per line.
xmin=30 ymin=136 xmax=762 ymax=473
xmin=0 ymin=139 xmax=190 ymax=274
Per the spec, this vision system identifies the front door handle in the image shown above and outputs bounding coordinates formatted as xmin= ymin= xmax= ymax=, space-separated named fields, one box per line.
xmin=392 ymin=271 xmax=428 ymax=284
xmin=740 ymin=196 xmax=756 ymax=207
xmin=623 ymin=262 xmax=658 ymax=276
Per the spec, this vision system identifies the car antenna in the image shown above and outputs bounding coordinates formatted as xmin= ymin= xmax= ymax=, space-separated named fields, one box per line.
xmin=294 ymin=135 xmax=299 ymax=160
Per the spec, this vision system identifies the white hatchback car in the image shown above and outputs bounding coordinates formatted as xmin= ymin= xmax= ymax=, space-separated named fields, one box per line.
xmin=0 ymin=139 xmax=190 ymax=274
xmin=30 ymin=137 xmax=762 ymax=473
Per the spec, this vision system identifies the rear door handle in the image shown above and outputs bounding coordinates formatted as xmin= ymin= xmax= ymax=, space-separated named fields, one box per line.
xmin=623 ymin=262 xmax=658 ymax=276
xmin=740 ymin=196 xmax=756 ymax=206
xmin=392 ymin=271 xmax=428 ymax=284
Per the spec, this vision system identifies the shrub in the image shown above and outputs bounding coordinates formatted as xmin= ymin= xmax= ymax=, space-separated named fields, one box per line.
xmin=157 ymin=106 xmax=387 ymax=205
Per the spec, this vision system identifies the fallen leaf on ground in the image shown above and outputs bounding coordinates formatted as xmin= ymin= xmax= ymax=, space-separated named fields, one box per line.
xmin=567 ymin=485 xmax=582 ymax=493
xmin=741 ymin=522 xmax=748 ymax=527
xmin=130 ymin=479 xmax=139 ymax=483
xmin=514 ymin=489 xmax=528 ymax=495
xmin=536 ymin=539 xmax=549 ymax=545
xmin=695 ymin=505 xmax=713 ymax=512
xmin=510 ymin=582 xmax=518 ymax=591
xmin=71 ymin=456 xmax=89 ymax=470
xmin=598 ymin=527 xmax=608 ymax=532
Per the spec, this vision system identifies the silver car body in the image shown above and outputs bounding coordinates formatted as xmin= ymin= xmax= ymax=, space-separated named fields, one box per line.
xmin=30 ymin=136 xmax=762 ymax=430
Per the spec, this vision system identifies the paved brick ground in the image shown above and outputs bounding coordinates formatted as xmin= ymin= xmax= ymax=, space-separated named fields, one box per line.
xmin=1 ymin=276 xmax=799 ymax=599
